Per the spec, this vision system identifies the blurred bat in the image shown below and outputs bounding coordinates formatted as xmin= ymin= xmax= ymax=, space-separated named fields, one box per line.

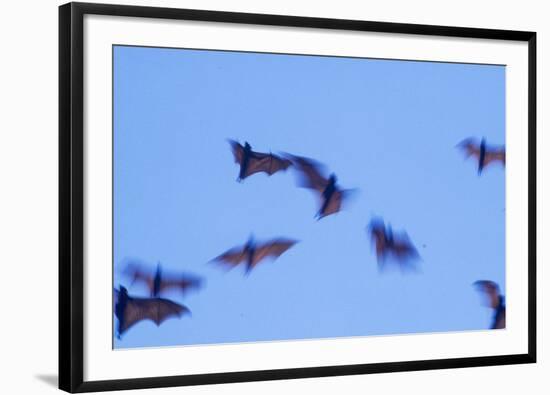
xmin=123 ymin=261 xmax=203 ymax=297
xmin=286 ymin=154 xmax=354 ymax=219
xmin=228 ymin=140 xmax=292 ymax=181
xmin=457 ymin=137 xmax=505 ymax=174
xmin=114 ymin=286 xmax=190 ymax=338
xmin=211 ymin=236 xmax=298 ymax=274
xmin=367 ymin=217 xmax=419 ymax=270
xmin=473 ymin=280 xmax=506 ymax=329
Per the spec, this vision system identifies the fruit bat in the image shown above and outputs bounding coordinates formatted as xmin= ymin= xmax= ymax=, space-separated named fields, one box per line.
xmin=457 ymin=137 xmax=505 ymax=174
xmin=228 ymin=140 xmax=292 ymax=181
xmin=114 ymin=286 xmax=190 ymax=338
xmin=287 ymin=154 xmax=353 ymax=219
xmin=211 ymin=236 xmax=298 ymax=274
xmin=122 ymin=261 xmax=203 ymax=297
xmin=473 ymin=280 xmax=506 ymax=329
xmin=367 ymin=217 xmax=419 ymax=270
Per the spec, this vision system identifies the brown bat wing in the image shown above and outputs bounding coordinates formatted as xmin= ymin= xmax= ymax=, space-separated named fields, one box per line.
xmin=119 ymin=297 xmax=189 ymax=334
xmin=457 ymin=138 xmax=481 ymax=159
xmin=368 ymin=224 xmax=388 ymax=261
xmin=211 ymin=246 xmax=247 ymax=267
xmin=243 ymin=152 xmax=292 ymax=177
xmin=367 ymin=219 xmax=388 ymax=259
xmin=392 ymin=234 xmax=419 ymax=260
xmin=122 ymin=263 xmax=155 ymax=294
xmin=319 ymin=190 xmax=344 ymax=218
xmin=250 ymin=239 xmax=297 ymax=267
xmin=158 ymin=275 xmax=202 ymax=294
xmin=228 ymin=140 xmax=244 ymax=164
xmin=483 ymin=149 xmax=506 ymax=167
xmin=474 ymin=280 xmax=501 ymax=309
xmin=318 ymin=189 xmax=356 ymax=219
xmin=288 ymin=155 xmax=329 ymax=193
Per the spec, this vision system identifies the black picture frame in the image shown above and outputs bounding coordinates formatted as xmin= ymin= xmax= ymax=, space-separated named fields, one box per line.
xmin=59 ymin=2 xmax=537 ymax=393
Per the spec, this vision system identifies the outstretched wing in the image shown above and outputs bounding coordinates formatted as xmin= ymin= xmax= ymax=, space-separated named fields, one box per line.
xmin=122 ymin=263 xmax=155 ymax=294
xmin=392 ymin=233 xmax=419 ymax=261
xmin=318 ymin=189 xmax=357 ymax=219
xmin=244 ymin=152 xmax=292 ymax=177
xmin=474 ymin=280 xmax=501 ymax=309
xmin=118 ymin=296 xmax=189 ymax=335
xmin=211 ymin=245 xmax=248 ymax=268
xmin=319 ymin=190 xmax=344 ymax=219
xmin=483 ymin=148 xmax=506 ymax=167
xmin=288 ymin=155 xmax=329 ymax=192
xmin=158 ymin=274 xmax=203 ymax=294
xmin=457 ymin=138 xmax=481 ymax=160
xmin=228 ymin=140 xmax=244 ymax=164
xmin=250 ymin=239 xmax=298 ymax=267
xmin=367 ymin=219 xmax=388 ymax=261
xmin=319 ymin=190 xmax=344 ymax=218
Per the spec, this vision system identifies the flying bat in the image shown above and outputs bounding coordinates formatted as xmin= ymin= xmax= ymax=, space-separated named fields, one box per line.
xmin=114 ymin=286 xmax=190 ymax=338
xmin=287 ymin=154 xmax=354 ymax=219
xmin=211 ymin=236 xmax=298 ymax=274
xmin=228 ymin=140 xmax=292 ymax=181
xmin=457 ymin=137 xmax=505 ymax=174
xmin=122 ymin=261 xmax=203 ymax=297
xmin=367 ymin=217 xmax=419 ymax=270
xmin=473 ymin=280 xmax=506 ymax=329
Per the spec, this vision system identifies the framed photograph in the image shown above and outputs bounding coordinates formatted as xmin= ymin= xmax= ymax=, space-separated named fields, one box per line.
xmin=59 ymin=2 xmax=536 ymax=392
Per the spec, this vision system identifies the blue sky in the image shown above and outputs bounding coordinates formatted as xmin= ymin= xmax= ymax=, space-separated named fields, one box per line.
xmin=113 ymin=45 xmax=505 ymax=349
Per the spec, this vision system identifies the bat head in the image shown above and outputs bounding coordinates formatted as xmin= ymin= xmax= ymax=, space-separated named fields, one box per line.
xmin=244 ymin=142 xmax=252 ymax=151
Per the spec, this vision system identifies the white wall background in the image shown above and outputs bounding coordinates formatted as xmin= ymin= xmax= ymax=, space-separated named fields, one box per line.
xmin=0 ymin=0 xmax=546 ymax=393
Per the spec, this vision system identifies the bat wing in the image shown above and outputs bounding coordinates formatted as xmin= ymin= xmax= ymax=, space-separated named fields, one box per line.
xmin=318 ymin=190 xmax=343 ymax=218
xmin=243 ymin=152 xmax=292 ymax=177
xmin=474 ymin=280 xmax=501 ymax=309
xmin=228 ymin=140 xmax=244 ymax=164
xmin=119 ymin=296 xmax=189 ymax=334
xmin=457 ymin=138 xmax=481 ymax=160
xmin=367 ymin=220 xmax=388 ymax=260
xmin=318 ymin=188 xmax=356 ymax=219
xmin=122 ymin=263 xmax=155 ymax=294
xmin=288 ymin=155 xmax=329 ymax=192
xmin=392 ymin=234 xmax=419 ymax=260
xmin=211 ymin=246 xmax=247 ymax=268
xmin=250 ymin=239 xmax=298 ymax=267
xmin=483 ymin=148 xmax=506 ymax=167
xmin=158 ymin=275 xmax=203 ymax=294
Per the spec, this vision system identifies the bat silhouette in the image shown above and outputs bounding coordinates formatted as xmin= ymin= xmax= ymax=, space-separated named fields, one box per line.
xmin=228 ymin=140 xmax=292 ymax=181
xmin=457 ymin=137 xmax=505 ymax=174
xmin=473 ymin=280 xmax=506 ymax=329
xmin=211 ymin=236 xmax=298 ymax=274
xmin=367 ymin=217 xmax=419 ymax=270
xmin=287 ymin=154 xmax=354 ymax=219
xmin=114 ymin=286 xmax=190 ymax=338
xmin=122 ymin=261 xmax=203 ymax=297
